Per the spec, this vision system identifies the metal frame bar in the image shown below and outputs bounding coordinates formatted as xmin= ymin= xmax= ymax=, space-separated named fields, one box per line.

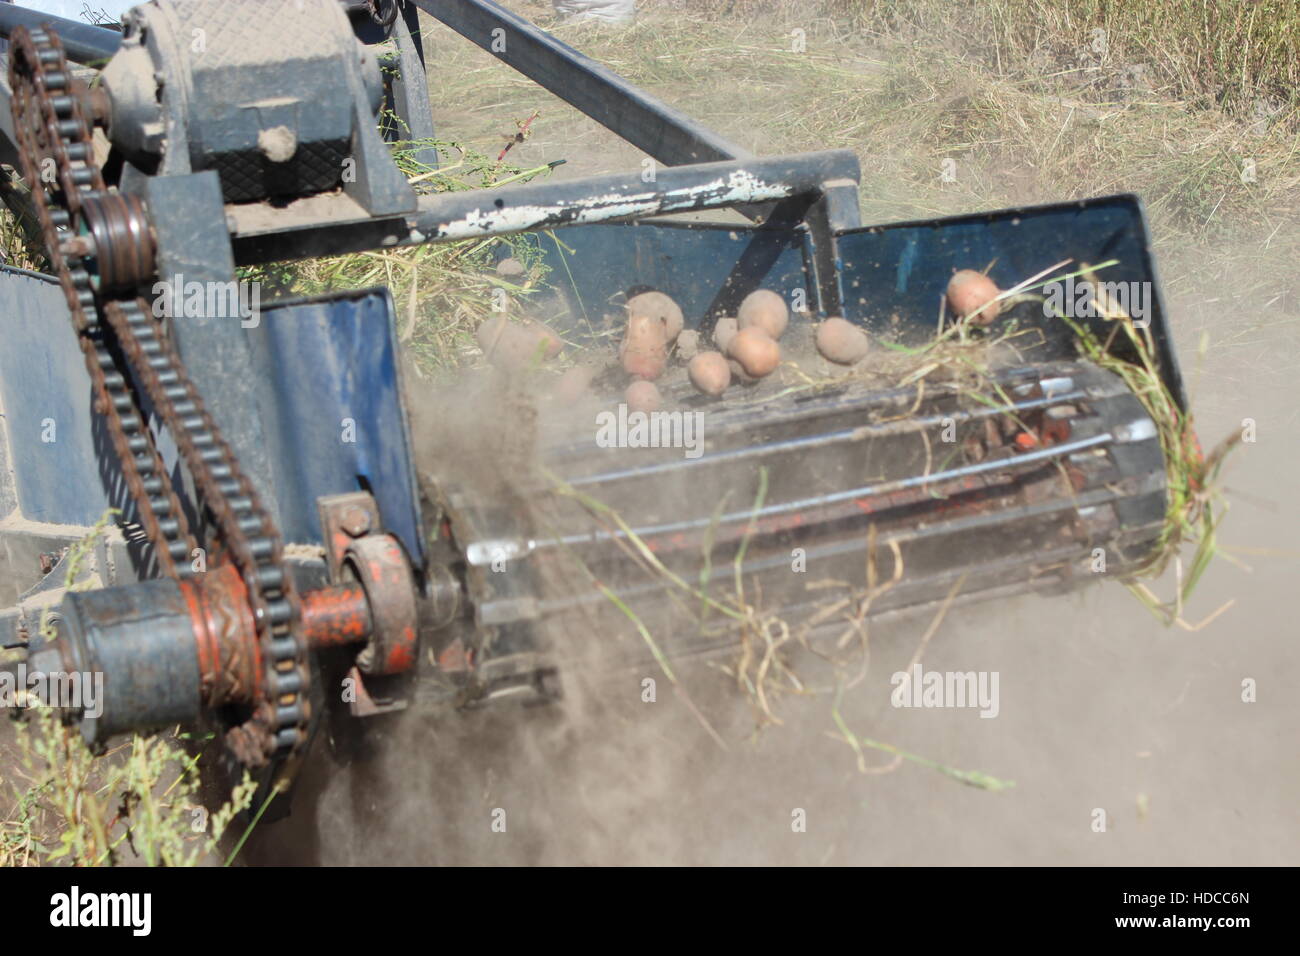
xmin=0 ymin=6 xmax=122 ymax=63
xmin=412 ymin=0 xmax=748 ymax=167
xmin=227 ymin=148 xmax=861 ymax=265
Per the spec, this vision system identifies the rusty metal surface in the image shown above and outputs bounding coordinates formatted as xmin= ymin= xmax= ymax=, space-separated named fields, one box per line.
xmin=8 ymin=26 xmax=311 ymax=769
xmin=318 ymin=492 xmax=384 ymax=581
xmin=300 ymin=584 xmax=372 ymax=648
xmin=344 ymin=533 xmax=418 ymax=676
xmin=180 ymin=563 xmax=260 ymax=709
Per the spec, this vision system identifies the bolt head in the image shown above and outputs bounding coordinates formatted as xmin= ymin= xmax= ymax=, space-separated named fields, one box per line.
xmin=341 ymin=506 xmax=372 ymax=537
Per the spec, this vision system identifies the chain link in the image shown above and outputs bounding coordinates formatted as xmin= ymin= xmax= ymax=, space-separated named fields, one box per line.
xmin=8 ymin=27 xmax=312 ymax=766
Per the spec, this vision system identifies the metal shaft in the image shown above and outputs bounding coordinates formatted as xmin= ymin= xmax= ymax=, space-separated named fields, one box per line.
xmin=228 ymin=149 xmax=861 ymax=264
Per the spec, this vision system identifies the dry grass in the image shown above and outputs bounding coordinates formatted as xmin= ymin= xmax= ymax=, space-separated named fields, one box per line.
xmin=652 ymin=0 xmax=1300 ymax=114
xmin=248 ymin=139 xmax=558 ymax=377
xmin=0 ymin=516 xmax=256 ymax=867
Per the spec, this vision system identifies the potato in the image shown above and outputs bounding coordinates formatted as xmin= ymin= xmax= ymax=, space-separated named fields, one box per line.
xmin=688 ymin=351 xmax=731 ymax=396
xmin=946 ymin=269 xmax=1002 ymax=325
xmin=815 ymin=317 xmax=870 ymax=365
xmin=712 ymin=316 xmax=739 ymax=352
xmin=526 ymin=317 xmax=564 ymax=358
xmin=728 ymin=358 xmax=757 ymax=385
xmin=738 ymin=289 xmax=788 ymax=340
xmin=553 ymin=364 xmax=598 ymax=403
xmin=476 ymin=316 xmax=561 ymax=370
xmin=727 ymin=327 xmax=781 ymax=378
xmin=675 ymin=328 xmax=701 ymax=361
xmin=620 ymin=312 xmax=668 ymax=380
xmin=627 ymin=290 xmax=684 ymax=343
xmin=495 ymin=257 xmax=525 ymax=277
xmin=625 ymin=380 xmax=661 ymax=414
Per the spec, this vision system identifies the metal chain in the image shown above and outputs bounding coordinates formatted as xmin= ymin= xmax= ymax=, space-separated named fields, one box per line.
xmin=6 ymin=26 xmax=198 ymax=580
xmin=8 ymin=27 xmax=311 ymax=766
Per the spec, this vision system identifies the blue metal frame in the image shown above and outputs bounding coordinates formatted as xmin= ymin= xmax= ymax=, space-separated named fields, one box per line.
xmin=533 ymin=193 xmax=1187 ymax=410
xmin=250 ymin=287 xmax=425 ymax=565
xmin=0 ymin=269 xmax=425 ymax=569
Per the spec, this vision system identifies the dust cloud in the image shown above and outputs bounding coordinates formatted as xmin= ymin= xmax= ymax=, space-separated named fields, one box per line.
xmin=242 ymin=236 xmax=1299 ymax=865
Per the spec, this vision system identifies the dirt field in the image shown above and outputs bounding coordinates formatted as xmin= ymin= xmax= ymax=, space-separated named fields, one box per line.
xmin=241 ymin=1 xmax=1300 ymax=865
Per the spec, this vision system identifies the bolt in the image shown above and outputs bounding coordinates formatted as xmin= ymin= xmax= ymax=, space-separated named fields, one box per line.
xmin=341 ymin=506 xmax=372 ymax=537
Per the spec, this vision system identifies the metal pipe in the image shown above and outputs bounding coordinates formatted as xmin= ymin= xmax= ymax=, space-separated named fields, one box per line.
xmin=301 ymin=584 xmax=373 ymax=648
xmin=229 ymin=148 xmax=859 ymax=264
xmin=412 ymin=0 xmax=747 ymax=166
xmin=553 ymin=431 xmax=1115 ymax=548
xmin=557 ymin=387 xmax=1090 ymax=488
xmin=464 ymin=430 xmax=1115 ymax=566
xmin=0 ymin=6 xmax=121 ymax=63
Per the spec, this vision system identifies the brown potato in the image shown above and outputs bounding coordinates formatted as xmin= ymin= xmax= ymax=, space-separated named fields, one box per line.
xmin=553 ymin=364 xmax=598 ymax=403
xmin=687 ymin=351 xmax=731 ymax=396
xmin=727 ymin=327 xmax=781 ymax=378
xmin=476 ymin=316 xmax=561 ymax=370
xmin=712 ymin=316 xmax=739 ymax=352
xmin=727 ymin=359 xmax=757 ymax=385
xmin=526 ymin=317 xmax=564 ymax=358
xmin=946 ymin=269 xmax=1002 ymax=325
xmin=625 ymin=380 xmax=661 ymax=414
xmin=738 ymin=289 xmax=789 ymax=340
xmin=620 ymin=312 xmax=668 ymax=380
xmin=627 ymin=290 xmax=684 ymax=343
xmin=815 ymin=317 xmax=870 ymax=365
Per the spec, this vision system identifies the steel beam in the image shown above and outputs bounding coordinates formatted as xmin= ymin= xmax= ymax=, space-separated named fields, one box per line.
xmin=228 ymin=148 xmax=860 ymax=265
xmin=412 ymin=0 xmax=748 ymax=166
xmin=0 ymin=6 xmax=122 ymax=63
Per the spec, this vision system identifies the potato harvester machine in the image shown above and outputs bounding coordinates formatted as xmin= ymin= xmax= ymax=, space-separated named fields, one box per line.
xmin=0 ymin=0 xmax=1187 ymax=804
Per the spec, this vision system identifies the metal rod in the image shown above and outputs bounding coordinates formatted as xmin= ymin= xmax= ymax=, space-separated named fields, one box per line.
xmin=551 ymin=431 xmax=1114 ymax=549
xmin=0 ymin=6 xmax=121 ymax=63
xmin=465 ymin=430 xmax=1115 ymax=566
xmin=301 ymin=584 xmax=373 ymax=648
xmin=534 ymin=482 xmax=1140 ymax=617
xmin=557 ymin=387 xmax=1089 ymax=488
xmin=228 ymin=149 xmax=860 ymax=265
xmin=412 ymin=0 xmax=747 ymax=167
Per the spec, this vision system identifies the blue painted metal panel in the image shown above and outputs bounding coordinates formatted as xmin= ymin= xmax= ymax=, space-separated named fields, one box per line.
xmin=532 ymin=220 xmax=807 ymax=334
xmin=0 ymin=266 xmax=112 ymax=524
xmin=534 ymin=194 xmax=1184 ymax=408
xmin=834 ymin=193 xmax=1185 ymax=408
xmin=0 ymin=269 xmax=424 ymax=565
xmin=250 ymin=287 xmax=425 ymax=565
